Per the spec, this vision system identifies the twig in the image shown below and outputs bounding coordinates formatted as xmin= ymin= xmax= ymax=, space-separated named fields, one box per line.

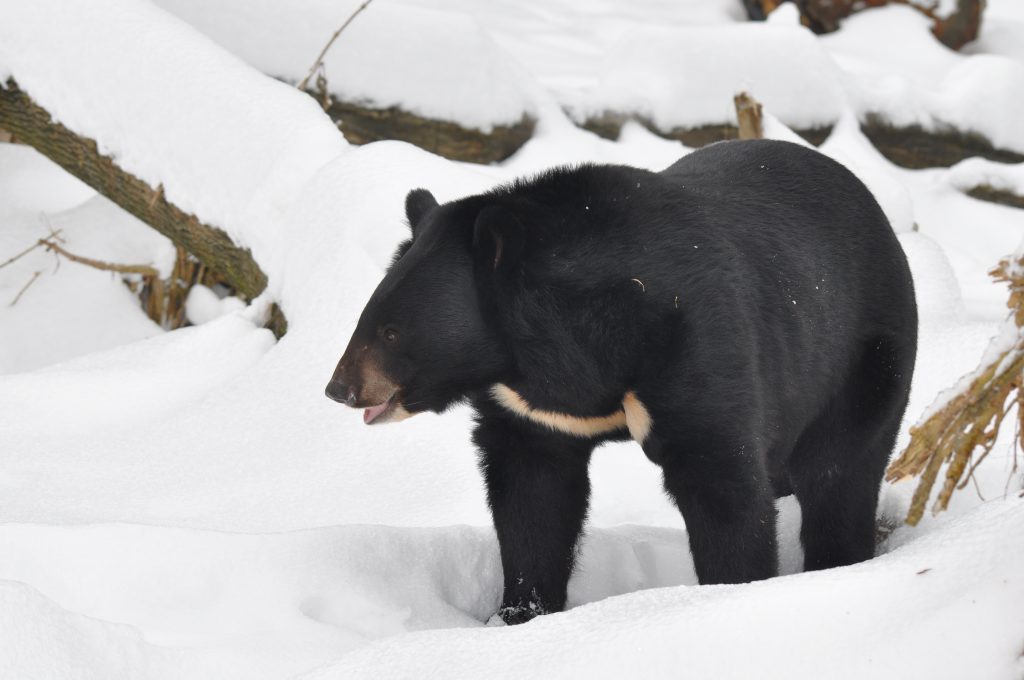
xmin=9 ymin=270 xmax=41 ymax=306
xmin=38 ymin=238 xmax=160 ymax=277
xmin=296 ymin=0 xmax=375 ymax=91
xmin=315 ymin=68 xmax=331 ymax=111
xmin=0 ymin=228 xmax=61 ymax=270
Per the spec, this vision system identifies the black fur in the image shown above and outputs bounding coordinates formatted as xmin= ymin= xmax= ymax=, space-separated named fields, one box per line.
xmin=405 ymin=188 xmax=439 ymax=235
xmin=327 ymin=139 xmax=918 ymax=624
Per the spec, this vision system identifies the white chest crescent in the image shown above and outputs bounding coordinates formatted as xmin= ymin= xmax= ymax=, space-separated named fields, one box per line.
xmin=490 ymin=384 xmax=652 ymax=442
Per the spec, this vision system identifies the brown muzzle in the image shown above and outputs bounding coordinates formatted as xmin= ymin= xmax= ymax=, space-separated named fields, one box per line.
xmin=325 ymin=346 xmax=406 ymax=424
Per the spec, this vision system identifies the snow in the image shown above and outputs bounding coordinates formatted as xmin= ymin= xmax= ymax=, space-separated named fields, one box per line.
xmin=152 ymin=0 xmax=536 ymax=132
xmin=968 ymin=0 xmax=1024 ymax=64
xmin=1 ymin=0 xmax=1023 ymax=678
xmin=935 ymin=56 xmax=1024 ymax=152
xmin=899 ymin=168 xmax=1024 ymax=316
xmin=157 ymin=0 xmax=1024 ymax=154
xmin=0 ymin=142 xmax=93 ymax=217
xmin=307 ymin=498 xmax=1024 ymax=680
xmin=561 ymin=21 xmax=846 ymax=131
xmin=818 ymin=112 xmax=918 ymax=234
xmin=185 ymin=285 xmax=245 ymax=326
xmin=821 ymin=5 xmax=1024 ymax=152
xmin=0 ymin=148 xmax=171 ymax=373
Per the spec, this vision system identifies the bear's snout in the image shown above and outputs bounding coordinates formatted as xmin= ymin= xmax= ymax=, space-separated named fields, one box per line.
xmin=326 ymin=349 xmax=400 ymax=412
xmin=325 ymin=379 xmax=357 ymax=406
xmin=325 ymin=352 xmax=361 ymax=406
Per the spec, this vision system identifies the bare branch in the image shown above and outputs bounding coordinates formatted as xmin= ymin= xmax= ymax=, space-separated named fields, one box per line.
xmin=9 ymin=270 xmax=41 ymax=306
xmin=296 ymin=0 xmax=375 ymax=92
xmin=38 ymin=238 xmax=160 ymax=278
xmin=0 ymin=229 xmax=62 ymax=270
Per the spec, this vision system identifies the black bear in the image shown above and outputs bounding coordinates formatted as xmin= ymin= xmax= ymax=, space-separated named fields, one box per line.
xmin=326 ymin=139 xmax=917 ymax=625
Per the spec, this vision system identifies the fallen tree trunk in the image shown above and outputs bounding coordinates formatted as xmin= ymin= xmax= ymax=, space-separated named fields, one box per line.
xmin=314 ymin=93 xmax=535 ymax=164
xmin=578 ymin=112 xmax=831 ymax=148
xmin=310 ymin=87 xmax=1019 ymax=177
xmin=0 ymin=79 xmax=286 ymax=337
xmin=579 ymin=112 xmax=1024 ymax=175
xmin=963 ymin=185 xmax=1024 ymax=210
xmin=860 ymin=115 xmax=1024 ymax=169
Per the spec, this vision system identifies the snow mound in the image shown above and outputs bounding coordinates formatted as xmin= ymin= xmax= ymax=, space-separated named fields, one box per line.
xmin=185 ymin=284 xmax=246 ymax=326
xmin=948 ymin=157 xmax=1024 ymax=197
xmin=566 ymin=22 xmax=845 ymax=132
xmin=0 ymin=314 xmax=274 ymax=434
xmin=819 ymin=113 xmax=917 ymax=234
xmin=935 ymin=55 xmax=1024 ymax=153
xmin=154 ymin=0 xmax=535 ymax=131
xmin=0 ymin=581 xmax=193 ymax=680
xmin=824 ymin=5 xmax=1024 ymax=153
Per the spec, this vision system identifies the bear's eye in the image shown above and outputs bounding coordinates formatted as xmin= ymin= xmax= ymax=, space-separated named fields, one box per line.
xmin=382 ymin=328 xmax=399 ymax=344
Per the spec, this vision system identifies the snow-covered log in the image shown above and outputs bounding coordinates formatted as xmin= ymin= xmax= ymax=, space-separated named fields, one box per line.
xmin=964 ymin=186 xmax=1024 ymax=210
xmin=0 ymin=79 xmax=285 ymax=331
xmin=579 ymin=114 xmax=1024 ymax=172
xmin=861 ymin=117 xmax=1024 ymax=170
xmin=0 ymin=1 xmax=352 ymax=338
xmin=151 ymin=0 xmax=538 ymax=164
xmin=947 ymin=157 xmax=1024 ymax=210
xmin=321 ymin=98 xmax=534 ymax=164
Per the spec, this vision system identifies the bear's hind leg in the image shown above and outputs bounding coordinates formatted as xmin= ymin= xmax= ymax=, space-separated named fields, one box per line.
xmin=655 ymin=432 xmax=778 ymax=585
xmin=788 ymin=335 xmax=912 ymax=571
xmin=787 ymin=417 xmax=893 ymax=571
xmin=473 ymin=412 xmax=595 ymax=625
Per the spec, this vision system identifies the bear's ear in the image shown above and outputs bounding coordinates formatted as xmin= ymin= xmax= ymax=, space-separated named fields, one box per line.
xmin=405 ymin=188 xmax=438 ymax=236
xmin=473 ymin=205 xmax=524 ymax=273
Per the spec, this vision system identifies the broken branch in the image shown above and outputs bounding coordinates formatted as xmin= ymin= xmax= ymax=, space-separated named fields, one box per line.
xmin=9 ymin=270 xmax=41 ymax=306
xmin=38 ymin=238 xmax=160 ymax=278
xmin=734 ymin=92 xmax=764 ymax=140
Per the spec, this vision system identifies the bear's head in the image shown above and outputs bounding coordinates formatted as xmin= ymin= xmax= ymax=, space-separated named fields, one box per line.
xmin=325 ymin=188 xmax=519 ymax=424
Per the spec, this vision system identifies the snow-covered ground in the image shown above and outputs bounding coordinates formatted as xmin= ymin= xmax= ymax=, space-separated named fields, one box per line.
xmin=1 ymin=0 xmax=1023 ymax=678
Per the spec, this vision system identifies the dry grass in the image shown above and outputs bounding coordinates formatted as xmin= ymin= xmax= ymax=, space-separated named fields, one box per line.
xmin=886 ymin=253 xmax=1024 ymax=525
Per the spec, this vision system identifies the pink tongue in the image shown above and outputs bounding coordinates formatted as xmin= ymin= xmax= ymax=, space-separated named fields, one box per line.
xmin=363 ymin=401 xmax=389 ymax=424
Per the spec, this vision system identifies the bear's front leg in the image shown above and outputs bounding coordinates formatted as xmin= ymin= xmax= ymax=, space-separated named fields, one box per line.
xmin=473 ymin=411 xmax=595 ymax=625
